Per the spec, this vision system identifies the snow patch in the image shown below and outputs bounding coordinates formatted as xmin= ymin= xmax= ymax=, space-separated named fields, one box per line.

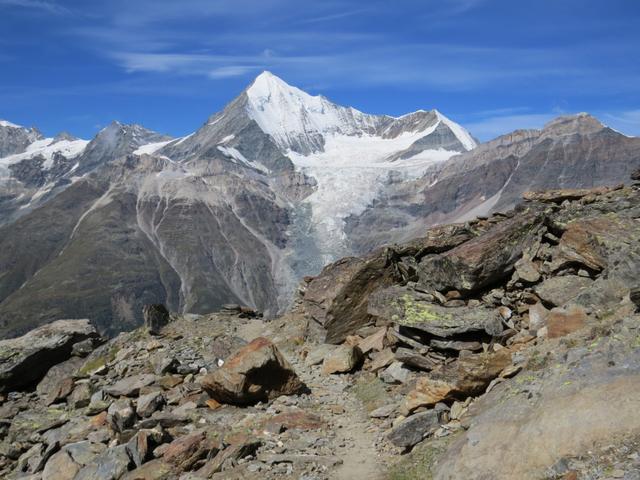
xmin=288 ymin=133 xmax=458 ymax=263
xmin=134 ymin=139 xmax=174 ymax=155
xmin=0 ymin=120 xmax=22 ymax=128
xmin=435 ymin=110 xmax=477 ymax=151
xmin=0 ymin=137 xmax=89 ymax=169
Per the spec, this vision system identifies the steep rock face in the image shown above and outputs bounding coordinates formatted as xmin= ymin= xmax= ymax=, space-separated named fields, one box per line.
xmin=346 ymin=114 xmax=640 ymax=252
xmin=1 ymin=74 xmax=638 ymax=338
xmin=0 ymin=120 xmax=43 ymax=157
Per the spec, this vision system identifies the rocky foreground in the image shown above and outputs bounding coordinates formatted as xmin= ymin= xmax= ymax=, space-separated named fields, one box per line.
xmin=2 ymin=175 xmax=640 ymax=479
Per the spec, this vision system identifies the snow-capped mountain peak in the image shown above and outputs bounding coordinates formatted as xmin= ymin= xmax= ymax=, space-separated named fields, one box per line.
xmin=245 ymin=71 xmax=379 ymax=154
xmin=0 ymin=119 xmax=22 ymax=129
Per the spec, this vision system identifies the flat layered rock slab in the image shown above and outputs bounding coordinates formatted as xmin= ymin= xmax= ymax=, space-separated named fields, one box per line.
xmin=369 ymin=286 xmax=503 ymax=338
xmin=0 ymin=319 xmax=99 ymax=392
xmin=416 ymin=211 xmax=543 ymax=293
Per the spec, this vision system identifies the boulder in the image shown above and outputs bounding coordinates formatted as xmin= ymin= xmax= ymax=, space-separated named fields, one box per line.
xmin=143 ymin=304 xmax=171 ymax=335
xmin=302 ymin=248 xmax=400 ymax=344
xmin=74 ymin=445 xmax=131 ymax=480
xmin=322 ymin=345 xmax=363 ymax=375
xmin=387 ymin=410 xmax=445 ymax=448
xmin=369 ymin=286 xmax=503 ymax=338
xmin=417 ymin=211 xmax=543 ymax=293
xmin=202 ymin=337 xmax=305 ymax=405
xmin=403 ymin=350 xmax=513 ymax=414
xmin=534 ymin=276 xmax=593 ymax=308
xmin=36 ymin=356 xmax=84 ymax=405
xmin=514 ymin=255 xmax=541 ymax=283
xmin=0 ymin=319 xmax=99 ymax=392
xmin=303 ymin=224 xmax=474 ymax=343
xmin=106 ymin=398 xmax=136 ymax=433
xmin=42 ymin=450 xmax=80 ymax=480
xmin=136 ymin=391 xmax=165 ymax=418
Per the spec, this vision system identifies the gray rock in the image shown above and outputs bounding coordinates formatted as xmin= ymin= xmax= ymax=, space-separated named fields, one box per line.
xmin=74 ymin=445 xmax=131 ymax=480
xmin=369 ymin=286 xmax=503 ymax=338
xmin=387 ymin=410 xmax=444 ymax=448
xmin=68 ymin=382 xmax=94 ymax=409
xmin=104 ymin=374 xmax=156 ymax=397
xmin=107 ymin=398 xmax=136 ymax=433
xmin=394 ymin=348 xmax=437 ymax=371
xmin=380 ymin=361 xmax=411 ymax=384
xmin=535 ymin=275 xmax=593 ymax=307
xmin=321 ymin=345 xmax=363 ymax=375
xmin=63 ymin=441 xmax=107 ymax=467
xmin=43 ymin=450 xmax=81 ymax=480
xmin=135 ymin=391 xmax=164 ymax=418
xmin=0 ymin=319 xmax=99 ymax=392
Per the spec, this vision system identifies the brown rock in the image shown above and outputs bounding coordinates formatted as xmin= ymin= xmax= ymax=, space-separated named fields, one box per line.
xmin=404 ymin=350 xmax=513 ymax=413
xmin=369 ymin=348 xmax=395 ymax=371
xmin=546 ymin=305 xmax=588 ymax=338
xmin=303 ymin=224 xmax=474 ymax=343
xmin=417 ymin=211 xmax=543 ymax=293
xmin=322 ymin=345 xmax=363 ymax=374
xmin=553 ymin=218 xmax=613 ymax=272
xmin=358 ymin=327 xmax=388 ymax=354
xmin=202 ymin=337 xmax=305 ymax=405
xmin=42 ymin=450 xmax=80 ymax=480
xmin=163 ymin=431 xmax=214 ymax=470
xmin=403 ymin=378 xmax=455 ymax=414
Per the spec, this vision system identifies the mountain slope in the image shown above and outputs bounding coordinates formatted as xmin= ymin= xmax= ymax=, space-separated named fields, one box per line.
xmin=0 ymin=73 xmax=637 ymax=337
xmin=345 ymin=113 xmax=640 ymax=252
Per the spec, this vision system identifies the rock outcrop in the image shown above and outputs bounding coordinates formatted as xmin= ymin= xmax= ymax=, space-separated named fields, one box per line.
xmin=202 ymin=337 xmax=306 ymax=405
xmin=0 ymin=319 xmax=100 ymax=392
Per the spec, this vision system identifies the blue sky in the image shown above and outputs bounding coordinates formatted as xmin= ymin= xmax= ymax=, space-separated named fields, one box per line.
xmin=1 ymin=0 xmax=639 ymax=141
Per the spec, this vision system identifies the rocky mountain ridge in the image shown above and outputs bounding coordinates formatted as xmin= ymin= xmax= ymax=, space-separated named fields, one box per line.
xmin=1 ymin=176 xmax=639 ymax=479
xmin=0 ymin=73 xmax=638 ymax=338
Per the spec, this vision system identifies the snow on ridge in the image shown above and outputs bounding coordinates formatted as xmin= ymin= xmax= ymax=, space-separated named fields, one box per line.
xmin=0 ymin=137 xmax=89 ymax=169
xmin=133 ymin=139 xmax=175 ymax=156
xmin=435 ymin=110 xmax=477 ymax=151
xmin=0 ymin=120 xmax=22 ymax=129
xmin=245 ymin=71 xmax=379 ymax=149
xmin=287 ymin=130 xmax=458 ymax=263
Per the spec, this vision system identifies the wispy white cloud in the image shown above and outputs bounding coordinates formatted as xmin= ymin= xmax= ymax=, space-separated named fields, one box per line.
xmin=0 ymin=0 xmax=69 ymax=14
xmin=208 ymin=66 xmax=257 ymax=79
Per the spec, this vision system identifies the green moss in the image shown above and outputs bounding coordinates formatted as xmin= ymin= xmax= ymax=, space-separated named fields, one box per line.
xmin=78 ymin=344 xmax=120 ymax=375
xmin=386 ymin=436 xmax=451 ymax=480
xmin=393 ymin=294 xmax=453 ymax=326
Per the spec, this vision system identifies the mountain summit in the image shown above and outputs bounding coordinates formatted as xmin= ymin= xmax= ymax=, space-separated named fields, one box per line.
xmin=0 ymin=73 xmax=638 ymax=338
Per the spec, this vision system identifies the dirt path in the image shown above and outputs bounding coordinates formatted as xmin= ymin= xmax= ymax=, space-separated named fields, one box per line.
xmin=289 ymin=352 xmax=388 ymax=480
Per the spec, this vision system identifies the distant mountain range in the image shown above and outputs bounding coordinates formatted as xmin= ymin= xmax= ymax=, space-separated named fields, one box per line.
xmin=1 ymin=72 xmax=638 ymax=337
